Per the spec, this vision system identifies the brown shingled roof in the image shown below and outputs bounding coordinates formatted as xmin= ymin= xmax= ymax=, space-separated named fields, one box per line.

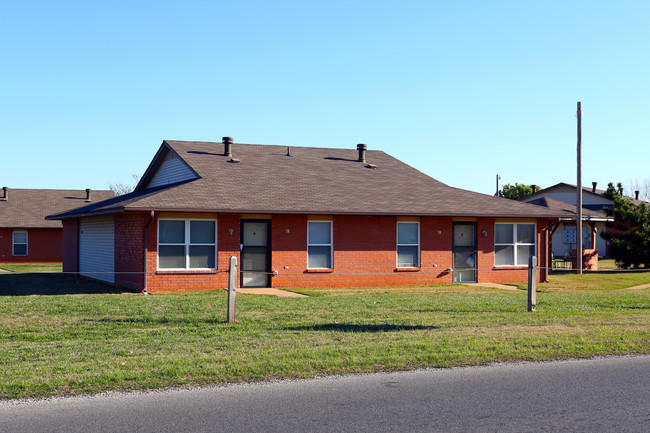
xmin=49 ymin=140 xmax=567 ymax=219
xmin=525 ymin=197 xmax=610 ymax=219
xmin=522 ymin=182 xmax=647 ymax=206
xmin=1 ymin=188 xmax=114 ymax=228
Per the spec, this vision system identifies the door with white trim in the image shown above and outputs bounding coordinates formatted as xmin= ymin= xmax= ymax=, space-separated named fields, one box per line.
xmin=240 ymin=220 xmax=271 ymax=288
xmin=453 ymin=222 xmax=477 ymax=283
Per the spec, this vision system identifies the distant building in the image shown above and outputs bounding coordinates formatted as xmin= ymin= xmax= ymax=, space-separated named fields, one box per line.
xmin=0 ymin=188 xmax=113 ymax=262
xmin=520 ymin=182 xmax=644 ymax=258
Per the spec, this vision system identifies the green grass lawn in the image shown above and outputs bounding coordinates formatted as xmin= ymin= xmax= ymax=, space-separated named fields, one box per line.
xmin=596 ymin=258 xmax=647 ymax=270
xmin=1 ymin=271 xmax=649 ymax=400
xmin=597 ymin=258 xmax=618 ymax=270
xmin=0 ymin=263 xmax=63 ymax=273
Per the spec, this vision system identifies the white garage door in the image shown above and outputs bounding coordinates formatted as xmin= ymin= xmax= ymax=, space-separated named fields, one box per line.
xmin=79 ymin=216 xmax=115 ymax=283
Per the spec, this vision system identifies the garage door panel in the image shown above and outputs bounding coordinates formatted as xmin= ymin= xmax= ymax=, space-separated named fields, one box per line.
xmin=79 ymin=216 xmax=115 ymax=283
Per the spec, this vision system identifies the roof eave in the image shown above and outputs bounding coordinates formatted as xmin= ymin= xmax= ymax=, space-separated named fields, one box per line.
xmin=46 ymin=207 xmax=126 ymax=220
xmin=118 ymin=205 xmax=565 ymax=219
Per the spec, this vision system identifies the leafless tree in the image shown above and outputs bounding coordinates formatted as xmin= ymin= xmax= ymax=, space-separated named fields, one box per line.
xmin=627 ymin=178 xmax=650 ymax=201
xmin=109 ymin=174 xmax=140 ymax=196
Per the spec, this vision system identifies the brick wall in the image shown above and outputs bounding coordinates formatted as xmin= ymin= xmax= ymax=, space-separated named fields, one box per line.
xmin=143 ymin=213 xmax=239 ymax=292
xmin=62 ymin=220 xmax=79 ymax=272
xmin=474 ymin=218 xmax=550 ymax=284
xmin=271 ymin=215 xmax=458 ymax=288
xmin=81 ymin=212 xmax=552 ymax=292
xmin=571 ymin=248 xmax=599 ymax=270
xmin=114 ymin=213 xmax=147 ymax=290
xmin=0 ymin=228 xmax=62 ymax=263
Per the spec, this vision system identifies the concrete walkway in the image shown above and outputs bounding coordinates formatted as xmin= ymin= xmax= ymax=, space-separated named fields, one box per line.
xmin=463 ymin=283 xmax=520 ymax=291
xmin=467 ymin=282 xmax=650 ymax=291
xmin=625 ymin=283 xmax=650 ymax=290
xmin=234 ymin=288 xmax=308 ymax=298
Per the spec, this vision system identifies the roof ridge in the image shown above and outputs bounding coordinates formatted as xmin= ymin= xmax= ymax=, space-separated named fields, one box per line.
xmin=165 ymin=140 xmax=388 ymax=153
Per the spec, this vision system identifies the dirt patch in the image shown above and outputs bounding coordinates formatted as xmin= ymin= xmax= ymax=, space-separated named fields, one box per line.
xmin=463 ymin=283 xmax=521 ymax=291
xmin=626 ymin=283 xmax=650 ymax=290
xmin=234 ymin=288 xmax=308 ymax=298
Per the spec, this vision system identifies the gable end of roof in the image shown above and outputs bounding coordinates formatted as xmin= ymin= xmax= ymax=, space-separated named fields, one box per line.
xmin=135 ymin=141 xmax=200 ymax=191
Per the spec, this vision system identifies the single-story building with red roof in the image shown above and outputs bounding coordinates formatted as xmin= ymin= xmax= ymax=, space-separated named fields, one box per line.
xmin=1 ymin=188 xmax=113 ymax=263
xmin=48 ymin=138 xmax=566 ymax=291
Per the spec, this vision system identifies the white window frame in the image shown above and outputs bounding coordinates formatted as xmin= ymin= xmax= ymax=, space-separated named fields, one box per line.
xmin=12 ymin=231 xmax=28 ymax=256
xmin=157 ymin=218 xmax=217 ymax=270
xmin=396 ymin=221 xmax=420 ymax=268
xmin=307 ymin=220 xmax=333 ymax=269
xmin=494 ymin=223 xmax=536 ymax=267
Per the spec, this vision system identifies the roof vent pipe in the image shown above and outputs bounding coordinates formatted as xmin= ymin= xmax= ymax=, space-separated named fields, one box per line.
xmin=531 ymin=185 xmax=537 ymax=193
xmin=357 ymin=143 xmax=367 ymax=163
xmin=1 ymin=186 xmax=7 ymax=201
xmin=85 ymin=188 xmax=92 ymax=202
xmin=635 ymin=190 xmax=640 ymax=200
xmin=592 ymin=182 xmax=597 ymax=193
xmin=223 ymin=137 xmax=233 ymax=157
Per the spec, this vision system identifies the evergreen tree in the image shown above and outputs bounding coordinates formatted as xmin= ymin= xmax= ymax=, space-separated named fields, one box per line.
xmin=601 ymin=182 xmax=650 ymax=268
xmin=498 ymin=183 xmax=534 ymax=200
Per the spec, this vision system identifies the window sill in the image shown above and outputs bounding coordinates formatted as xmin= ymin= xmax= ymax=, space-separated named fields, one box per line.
xmin=492 ymin=266 xmax=528 ymax=270
xmin=156 ymin=269 xmax=219 ymax=275
xmin=394 ymin=267 xmax=421 ymax=272
xmin=305 ymin=268 xmax=334 ymax=273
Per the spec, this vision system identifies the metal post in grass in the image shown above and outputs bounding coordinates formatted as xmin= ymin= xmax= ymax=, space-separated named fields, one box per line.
xmin=227 ymin=256 xmax=237 ymax=324
xmin=528 ymin=255 xmax=537 ymax=312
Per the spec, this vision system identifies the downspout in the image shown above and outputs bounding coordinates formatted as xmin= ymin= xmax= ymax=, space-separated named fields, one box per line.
xmin=143 ymin=211 xmax=155 ymax=294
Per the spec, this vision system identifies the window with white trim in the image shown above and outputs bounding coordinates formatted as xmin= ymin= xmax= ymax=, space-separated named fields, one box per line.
xmin=158 ymin=219 xmax=217 ymax=269
xmin=397 ymin=221 xmax=419 ymax=267
xmin=494 ymin=223 xmax=536 ymax=266
xmin=12 ymin=231 xmax=27 ymax=256
xmin=307 ymin=221 xmax=332 ymax=269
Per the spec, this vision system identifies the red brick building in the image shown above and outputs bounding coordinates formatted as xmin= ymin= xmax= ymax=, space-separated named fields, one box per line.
xmin=0 ymin=188 xmax=113 ymax=263
xmin=48 ymin=138 xmax=565 ymax=291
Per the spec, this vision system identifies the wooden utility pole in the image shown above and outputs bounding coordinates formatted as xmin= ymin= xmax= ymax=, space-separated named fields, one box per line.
xmin=576 ymin=102 xmax=583 ymax=274
xmin=227 ymin=256 xmax=238 ymax=323
xmin=528 ymin=255 xmax=537 ymax=312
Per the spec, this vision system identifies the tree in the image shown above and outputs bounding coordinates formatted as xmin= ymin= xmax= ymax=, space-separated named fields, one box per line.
xmin=497 ymin=183 xmax=535 ymax=200
xmin=109 ymin=174 xmax=139 ymax=196
xmin=601 ymin=182 xmax=650 ymax=268
xmin=626 ymin=178 xmax=650 ymax=202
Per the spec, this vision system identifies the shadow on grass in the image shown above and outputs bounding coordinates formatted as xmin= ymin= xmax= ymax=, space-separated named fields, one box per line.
xmin=0 ymin=273 xmax=131 ymax=296
xmin=84 ymin=317 xmax=225 ymax=325
xmin=286 ymin=323 xmax=440 ymax=332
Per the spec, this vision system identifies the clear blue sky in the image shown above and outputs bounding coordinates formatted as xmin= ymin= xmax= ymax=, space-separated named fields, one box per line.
xmin=2 ymin=1 xmax=648 ymax=196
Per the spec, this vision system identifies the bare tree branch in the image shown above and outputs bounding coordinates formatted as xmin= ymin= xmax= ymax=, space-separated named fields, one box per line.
xmin=109 ymin=174 xmax=140 ymax=196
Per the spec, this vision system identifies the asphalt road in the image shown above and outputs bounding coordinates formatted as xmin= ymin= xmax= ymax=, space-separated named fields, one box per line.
xmin=2 ymin=355 xmax=649 ymax=433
